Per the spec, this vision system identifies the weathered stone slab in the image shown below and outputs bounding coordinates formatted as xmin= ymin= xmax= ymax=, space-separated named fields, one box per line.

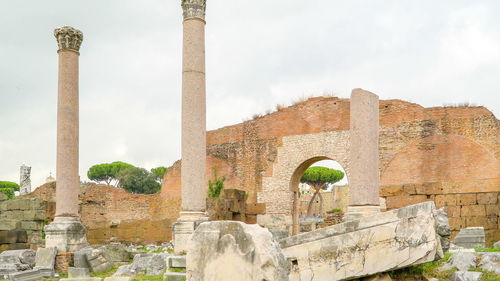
xmin=8 ymin=269 xmax=45 ymax=281
xmin=74 ymin=246 xmax=93 ymax=268
xmin=166 ymin=255 xmax=186 ymax=268
xmin=102 ymin=243 xmax=132 ymax=262
xmin=60 ymin=278 xmax=102 ymax=281
xmin=452 ymin=227 xmax=485 ymax=249
xmin=69 ymin=267 xmax=91 ymax=278
xmin=449 ymin=271 xmax=482 ymax=281
xmin=86 ymin=248 xmax=113 ymax=273
xmin=439 ymin=252 xmax=477 ymax=271
xmin=0 ymin=249 xmax=36 ymax=267
xmin=164 ymin=272 xmax=186 ymax=281
xmin=187 ymin=221 xmax=289 ymax=281
xmin=103 ymin=277 xmax=133 ymax=281
xmin=478 ymin=252 xmax=500 ymax=274
xmin=281 ymin=202 xmax=444 ymax=281
xmin=34 ymin=247 xmax=57 ymax=269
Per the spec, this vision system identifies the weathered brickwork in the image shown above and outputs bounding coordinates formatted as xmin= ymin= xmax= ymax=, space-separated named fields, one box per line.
xmin=162 ymin=97 xmax=498 ymax=242
xmin=23 ymin=97 xmax=498 ymax=245
xmin=26 ymin=182 xmax=175 ymax=245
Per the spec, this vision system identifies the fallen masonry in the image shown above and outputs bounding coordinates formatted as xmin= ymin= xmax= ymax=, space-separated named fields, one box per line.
xmin=281 ymin=202 xmax=447 ymax=280
xmin=452 ymin=227 xmax=486 ymax=249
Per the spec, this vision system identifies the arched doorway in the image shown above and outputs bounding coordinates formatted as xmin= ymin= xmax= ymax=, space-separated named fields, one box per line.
xmin=290 ymin=158 xmax=348 ymax=234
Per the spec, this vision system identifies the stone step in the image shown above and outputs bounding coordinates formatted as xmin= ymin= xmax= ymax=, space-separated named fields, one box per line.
xmin=164 ymin=272 xmax=186 ymax=281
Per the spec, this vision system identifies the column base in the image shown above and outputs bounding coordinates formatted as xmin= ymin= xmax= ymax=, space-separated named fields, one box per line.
xmin=344 ymin=205 xmax=381 ymax=222
xmin=44 ymin=216 xmax=88 ymax=253
xmin=173 ymin=211 xmax=209 ymax=254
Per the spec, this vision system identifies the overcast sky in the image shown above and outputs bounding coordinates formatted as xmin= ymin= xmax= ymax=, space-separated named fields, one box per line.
xmin=1 ymin=0 xmax=499 ymax=189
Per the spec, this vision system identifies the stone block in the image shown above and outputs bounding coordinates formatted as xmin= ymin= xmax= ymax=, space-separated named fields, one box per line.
xmin=466 ymin=216 xmax=497 ymax=230
xmin=74 ymin=246 xmax=93 ymax=268
xmin=164 ymin=272 xmax=186 ymax=281
xmin=449 ymin=271 xmax=482 ymax=281
xmin=8 ymin=269 xmax=47 ymax=281
xmin=448 ymin=217 xmax=462 ymax=231
xmin=0 ymin=230 xmax=27 ymax=244
xmin=0 ymin=249 xmax=36 ymax=267
xmin=380 ymin=185 xmax=404 ymax=197
xmin=102 ymin=243 xmax=132 ymax=262
xmin=385 ymin=195 xmax=427 ymax=209
xmin=245 ymin=203 xmax=266 ymax=215
xmin=456 ymin=194 xmax=477 ymax=206
xmin=187 ymin=221 xmax=289 ymax=281
xmin=485 ymin=204 xmax=499 ymax=216
xmin=86 ymin=248 xmax=113 ymax=273
xmin=461 ymin=205 xmax=486 ymax=217
xmin=69 ymin=267 xmax=90 ymax=278
xmin=20 ymin=220 xmax=45 ymax=231
xmin=166 ymin=255 xmax=186 ymax=268
xmin=453 ymin=227 xmax=485 ymax=248
xmin=0 ymin=219 xmax=21 ymax=230
xmin=445 ymin=206 xmax=461 ymax=218
xmin=282 ymin=202 xmax=444 ymax=281
xmin=477 ymin=192 xmax=498 ymax=205
xmin=21 ymin=210 xmax=45 ymax=220
xmin=59 ymin=277 xmax=102 ymax=281
xmin=35 ymin=247 xmax=57 ymax=268
xmin=103 ymin=277 xmax=133 ymax=281
xmin=1 ymin=243 xmax=29 ymax=250
xmin=435 ymin=194 xmax=457 ymax=207
xmin=222 ymin=189 xmax=246 ymax=201
xmin=0 ymin=192 xmax=8 ymax=201
xmin=415 ymin=182 xmax=443 ymax=195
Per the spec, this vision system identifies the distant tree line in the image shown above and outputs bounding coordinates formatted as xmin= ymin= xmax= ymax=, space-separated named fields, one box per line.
xmin=87 ymin=162 xmax=168 ymax=194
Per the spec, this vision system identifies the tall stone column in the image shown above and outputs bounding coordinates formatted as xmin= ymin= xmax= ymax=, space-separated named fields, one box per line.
xmin=345 ymin=88 xmax=381 ymax=221
xmin=44 ymin=26 xmax=88 ymax=252
xmin=173 ymin=0 xmax=209 ymax=253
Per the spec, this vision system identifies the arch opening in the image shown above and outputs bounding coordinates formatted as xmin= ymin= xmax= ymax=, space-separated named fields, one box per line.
xmin=289 ymin=157 xmax=349 ymax=234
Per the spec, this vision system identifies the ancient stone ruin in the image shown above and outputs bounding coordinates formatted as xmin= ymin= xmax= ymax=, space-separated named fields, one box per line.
xmin=1 ymin=0 xmax=499 ymax=280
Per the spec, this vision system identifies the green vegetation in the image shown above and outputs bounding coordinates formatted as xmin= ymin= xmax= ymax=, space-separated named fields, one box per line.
xmin=469 ymin=268 xmax=500 ymax=281
xmin=207 ymin=169 xmax=225 ymax=198
xmin=475 ymin=247 xmax=500 ymax=252
xmin=90 ymin=264 xmax=121 ymax=278
xmin=135 ymin=275 xmax=165 ymax=281
xmin=87 ymin=161 xmax=134 ymax=186
xmin=389 ymin=253 xmax=454 ymax=281
xmin=0 ymin=188 xmax=15 ymax=199
xmin=300 ymin=166 xmax=344 ymax=216
xmin=151 ymin=166 xmax=168 ymax=184
xmin=327 ymin=208 xmax=343 ymax=213
xmin=116 ymin=167 xmax=161 ymax=194
xmin=0 ymin=181 xmax=20 ymax=190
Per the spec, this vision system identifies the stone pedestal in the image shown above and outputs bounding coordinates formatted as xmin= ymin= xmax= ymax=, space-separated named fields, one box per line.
xmin=44 ymin=217 xmax=88 ymax=253
xmin=173 ymin=212 xmax=209 ymax=253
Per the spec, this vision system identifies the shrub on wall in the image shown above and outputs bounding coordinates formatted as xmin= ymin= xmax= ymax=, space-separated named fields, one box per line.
xmin=0 ymin=188 xmax=15 ymax=199
xmin=207 ymin=170 xmax=225 ymax=198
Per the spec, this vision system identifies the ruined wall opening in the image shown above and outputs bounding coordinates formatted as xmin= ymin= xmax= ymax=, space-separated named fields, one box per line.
xmin=289 ymin=158 xmax=349 ymax=234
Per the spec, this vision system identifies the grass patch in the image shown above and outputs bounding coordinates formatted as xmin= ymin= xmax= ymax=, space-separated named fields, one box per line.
xmin=469 ymin=268 xmax=500 ymax=281
xmin=91 ymin=264 xmax=121 ymax=278
xmin=134 ymin=275 xmax=165 ymax=281
xmin=390 ymin=253 xmax=455 ymax=281
xmin=475 ymin=247 xmax=500 ymax=252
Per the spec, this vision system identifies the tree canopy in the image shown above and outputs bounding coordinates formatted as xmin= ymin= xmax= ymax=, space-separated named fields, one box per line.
xmin=0 ymin=181 xmax=20 ymax=191
xmin=115 ymin=167 xmax=161 ymax=194
xmin=300 ymin=166 xmax=345 ymax=216
xmin=151 ymin=167 xmax=168 ymax=184
xmin=87 ymin=161 xmax=134 ymax=186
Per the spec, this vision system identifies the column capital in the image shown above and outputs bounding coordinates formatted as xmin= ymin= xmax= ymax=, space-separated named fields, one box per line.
xmin=54 ymin=26 xmax=83 ymax=52
xmin=181 ymin=0 xmax=206 ymax=20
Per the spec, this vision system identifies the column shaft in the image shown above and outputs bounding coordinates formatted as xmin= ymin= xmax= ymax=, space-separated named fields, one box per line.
xmin=55 ymin=50 xmax=80 ymax=217
xmin=181 ymin=18 xmax=206 ymax=212
xmin=348 ymin=88 xmax=380 ymax=206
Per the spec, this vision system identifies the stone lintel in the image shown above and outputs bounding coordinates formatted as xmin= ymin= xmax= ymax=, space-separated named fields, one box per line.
xmin=181 ymin=0 xmax=206 ymax=20
xmin=54 ymin=26 xmax=83 ymax=53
